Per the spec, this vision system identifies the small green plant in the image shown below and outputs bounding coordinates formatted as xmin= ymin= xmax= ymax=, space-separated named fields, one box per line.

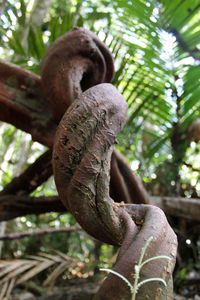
xmin=100 ymin=236 xmax=171 ymax=300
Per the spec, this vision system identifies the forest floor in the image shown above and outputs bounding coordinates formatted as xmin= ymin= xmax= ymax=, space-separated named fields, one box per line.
xmin=8 ymin=273 xmax=200 ymax=300
xmin=11 ymin=282 xmax=200 ymax=300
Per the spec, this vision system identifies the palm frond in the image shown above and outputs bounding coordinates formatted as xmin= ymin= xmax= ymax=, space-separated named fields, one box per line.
xmin=0 ymin=252 xmax=77 ymax=297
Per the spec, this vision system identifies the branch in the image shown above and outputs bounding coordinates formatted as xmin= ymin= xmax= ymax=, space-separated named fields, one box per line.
xmin=0 ymin=59 xmax=56 ymax=147
xmin=0 ymin=225 xmax=81 ymax=240
xmin=1 ymin=194 xmax=200 ymax=222
xmin=0 ymin=146 xmax=149 ymax=208
xmin=113 ymin=150 xmax=150 ymax=204
xmin=110 ymin=151 xmax=132 ymax=204
xmin=184 ymin=162 xmax=200 ymax=173
xmin=150 ymin=196 xmax=200 ymax=221
xmin=0 ymin=195 xmax=65 ymax=221
xmin=0 ymin=149 xmax=53 ymax=196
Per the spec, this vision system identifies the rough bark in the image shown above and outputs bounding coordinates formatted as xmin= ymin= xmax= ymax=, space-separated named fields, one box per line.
xmin=0 ymin=59 xmax=56 ymax=147
xmin=0 ymin=28 xmax=149 ymax=226
xmin=94 ymin=205 xmax=176 ymax=300
xmin=52 ymin=82 xmax=177 ymax=299
xmin=0 ymin=28 xmax=178 ymax=299
xmin=53 ymin=84 xmax=128 ymax=245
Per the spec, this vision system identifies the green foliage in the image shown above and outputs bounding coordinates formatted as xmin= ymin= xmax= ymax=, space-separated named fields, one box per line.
xmin=101 ymin=236 xmax=171 ymax=300
xmin=0 ymin=0 xmax=199 ymax=248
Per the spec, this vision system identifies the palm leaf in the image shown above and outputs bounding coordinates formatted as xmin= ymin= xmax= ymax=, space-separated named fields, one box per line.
xmin=16 ymin=259 xmax=56 ymax=284
xmin=0 ymin=252 xmax=77 ymax=296
xmin=145 ymin=135 xmax=170 ymax=159
xmin=0 ymin=260 xmax=36 ymax=284
xmin=43 ymin=261 xmax=71 ymax=286
xmin=0 ymin=280 xmax=8 ymax=300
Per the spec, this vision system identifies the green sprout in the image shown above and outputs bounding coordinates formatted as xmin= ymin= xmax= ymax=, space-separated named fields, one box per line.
xmin=100 ymin=236 xmax=171 ymax=300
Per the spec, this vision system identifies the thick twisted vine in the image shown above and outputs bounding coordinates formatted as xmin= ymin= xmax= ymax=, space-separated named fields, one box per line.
xmin=41 ymin=27 xmax=114 ymax=122
xmin=41 ymin=28 xmax=177 ymax=299
xmin=41 ymin=27 xmax=148 ymax=205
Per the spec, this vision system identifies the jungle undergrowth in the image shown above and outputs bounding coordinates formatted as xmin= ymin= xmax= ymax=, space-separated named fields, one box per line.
xmin=100 ymin=236 xmax=171 ymax=300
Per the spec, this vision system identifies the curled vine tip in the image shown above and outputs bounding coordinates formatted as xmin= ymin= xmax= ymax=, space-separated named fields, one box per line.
xmin=41 ymin=27 xmax=115 ymax=122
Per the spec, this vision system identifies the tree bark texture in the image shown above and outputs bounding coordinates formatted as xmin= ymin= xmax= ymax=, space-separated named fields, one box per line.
xmin=0 ymin=30 xmax=149 ymax=205
xmin=41 ymin=28 xmax=177 ymax=299
xmin=52 ymin=81 xmax=177 ymax=299
xmin=0 ymin=59 xmax=56 ymax=147
xmin=0 ymin=28 xmax=178 ymax=299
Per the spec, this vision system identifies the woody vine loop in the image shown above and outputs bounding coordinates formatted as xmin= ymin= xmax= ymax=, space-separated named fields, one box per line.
xmin=41 ymin=27 xmax=177 ymax=300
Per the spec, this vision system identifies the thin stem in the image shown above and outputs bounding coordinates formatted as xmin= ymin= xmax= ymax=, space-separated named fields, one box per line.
xmin=132 ymin=237 xmax=153 ymax=299
xmin=137 ymin=278 xmax=167 ymax=289
xmin=140 ymin=255 xmax=171 ymax=269
xmin=100 ymin=268 xmax=133 ymax=293
xmin=138 ymin=236 xmax=153 ymax=265
xmin=132 ymin=265 xmax=139 ymax=300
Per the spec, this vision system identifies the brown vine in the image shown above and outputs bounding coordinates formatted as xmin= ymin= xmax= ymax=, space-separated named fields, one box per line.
xmin=41 ymin=27 xmax=114 ymax=122
xmin=41 ymin=27 xmax=177 ymax=299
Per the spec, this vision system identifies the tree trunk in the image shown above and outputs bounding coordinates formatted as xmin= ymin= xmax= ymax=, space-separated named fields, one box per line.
xmin=21 ymin=0 xmax=53 ymax=49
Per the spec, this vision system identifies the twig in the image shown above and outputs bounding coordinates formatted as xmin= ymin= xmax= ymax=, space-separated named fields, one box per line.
xmin=0 ymin=225 xmax=82 ymax=240
xmin=184 ymin=162 xmax=200 ymax=173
